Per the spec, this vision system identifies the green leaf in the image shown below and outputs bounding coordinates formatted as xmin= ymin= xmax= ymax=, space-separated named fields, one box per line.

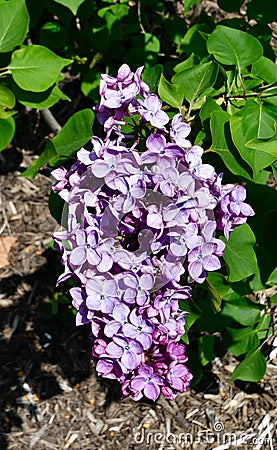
xmin=8 ymin=45 xmax=72 ymax=92
xmin=252 ymin=56 xmax=277 ymax=84
xmin=184 ymin=0 xmax=201 ymax=14
xmin=179 ymin=23 xmax=212 ymax=59
xmin=206 ymin=278 xmax=222 ymax=313
xmin=200 ymin=96 xmax=221 ymax=123
xmin=256 ymin=314 xmax=272 ymax=340
xmin=223 ymin=326 xmax=259 ymax=356
xmin=246 ymin=134 xmax=277 ymax=161
xmin=256 ymin=104 xmax=276 ymax=139
xmin=142 ymin=64 xmax=163 ymax=93
xmin=0 ymin=85 xmax=15 ymax=109
xmin=53 ymin=109 xmax=94 ymax=156
xmin=0 ymin=0 xmax=29 ymax=53
xmin=172 ymin=62 xmax=218 ymax=103
xmin=0 ymin=117 xmax=15 ymax=151
xmin=270 ymin=293 xmax=277 ymax=304
xmin=222 ymin=223 xmax=259 ymax=282
xmin=209 ymin=110 xmax=252 ymax=179
xmin=231 ymin=348 xmax=266 ymax=382
xmin=173 ymin=54 xmax=200 ymax=73
xmin=221 ymin=297 xmax=262 ymax=326
xmin=21 ymin=140 xmax=58 ymax=179
xmin=158 ymin=74 xmax=184 ymax=109
xmin=207 ymin=272 xmax=240 ymax=301
xmin=198 ymin=335 xmax=215 ymax=366
xmin=179 ymin=299 xmax=201 ymax=344
xmin=230 ymin=101 xmax=277 ymax=175
xmin=13 ymin=84 xmax=70 ymax=109
xmin=207 ymin=25 xmax=263 ymax=69
xmin=266 ymin=267 xmax=277 ymax=286
xmin=52 ymin=0 xmax=85 ymax=15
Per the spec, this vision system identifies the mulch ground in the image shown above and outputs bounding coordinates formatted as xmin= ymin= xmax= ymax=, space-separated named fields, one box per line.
xmin=0 ymin=1 xmax=277 ymax=448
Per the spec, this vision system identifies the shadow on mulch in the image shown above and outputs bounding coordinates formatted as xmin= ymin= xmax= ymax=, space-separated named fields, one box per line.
xmin=0 ymin=253 xmax=92 ymax=445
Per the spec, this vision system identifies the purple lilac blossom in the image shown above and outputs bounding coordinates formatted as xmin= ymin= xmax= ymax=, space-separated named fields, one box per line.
xmin=52 ymin=63 xmax=254 ymax=401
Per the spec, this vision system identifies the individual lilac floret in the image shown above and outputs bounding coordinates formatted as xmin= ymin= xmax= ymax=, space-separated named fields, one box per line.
xmin=170 ymin=114 xmax=191 ymax=148
xmin=106 ymin=336 xmax=144 ymax=371
xmin=136 ymin=94 xmax=169 ymax=129
xmin=188 ymin=243 xmax=221 ymax=283
xmin=129 ymin=365 xmax=163 ymax=401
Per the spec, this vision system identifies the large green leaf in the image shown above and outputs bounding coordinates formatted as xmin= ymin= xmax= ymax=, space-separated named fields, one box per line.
xmin=221 ymin=297 xmax=262 ymax=326
xmin=209 ymin=110 xmax=252 ymax=179
xmin=8 ymin=46 xmax=72 ymax=92
xmin=0 ymin=0 xmax=29 ymax=53
xmin=173 ymin=54 xmax=200 ymax=73
xmin=223 ymin=326 xmax=259 ymax=356
xmin=266 ymin=267 xmax=277 ymax=286
xmin=230 ymin=101 xmax=277 ymax=175
xmin=256 ymin=314 xmax=272 ymax=339
xmin=231 ymin=348 xmax=267 ymax=382
xmin=158 ymin=75 xmax=184 ymax=109
xmin=207 ymin=272 xmax=240 ymax=301
xmin=12 ymin=82 xmax=70 ymax=109
xmin=246 ymin=134 xmax=277 ymax=161
xmin=252 ymin=56 xmax=277 ymax=84
xmin=198 ymin=335 xmax=215 ymax=366
xmin=207 ymin=26 xmax=263 ymax=69
xmin=184 ymin=0 xmax=201 ymax=14
xmin=53 ymin=109 xmax=94 ymax=156
xmin=0 ymin=117 xmax=15 ymax=151
xmin=142 ymin=65 xmax=163 ymax=94
xmin=22 ymin=109 xmax=94 ymax=178
xmin=21 ymin=140 xmax=58 ymax=179
xmin=172 ymin=62 xmax=218 ymax=103
xmin=222 ymin=223 xmax=259 ymax=282
xmin=180 ymin=299 xmax=202 ymax=344
xmin=52 ymin=0 xmax=85 ymax=15
xmin=0 ymin=85 xmax=15 ymax=109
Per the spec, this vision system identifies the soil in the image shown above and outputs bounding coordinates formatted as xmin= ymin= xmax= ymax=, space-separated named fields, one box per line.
xmin=0 ymin=1 xmax=277 ymax=449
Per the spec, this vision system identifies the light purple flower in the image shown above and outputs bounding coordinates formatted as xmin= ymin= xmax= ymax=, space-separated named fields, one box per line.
xmin=137 ymin=94 xmax=169 ymax=128
xmin=188 ymin=243 xmax=221 ymax=282
xmin=86 ymin=278 xmax=118 ymax=313
xmin=170 ymin=114 xmax=191 ymax=148
xmin=106 ymin=336 xmax=144 ymax=370
xmin=122 ymin=309 xmax=154 ymax=349
xmin=130 ymin=365 xmax=163 ymax=400
xmin=104 ymin=303 xmax=130 ymax=337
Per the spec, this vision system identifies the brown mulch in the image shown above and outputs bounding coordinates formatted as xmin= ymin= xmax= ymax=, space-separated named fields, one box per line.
xmin=0 ymin=2 xmax=277 ymax=448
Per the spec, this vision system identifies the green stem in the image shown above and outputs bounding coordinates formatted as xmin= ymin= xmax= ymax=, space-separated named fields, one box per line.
xmin=0 ymin=70 xmax=11 ymax=77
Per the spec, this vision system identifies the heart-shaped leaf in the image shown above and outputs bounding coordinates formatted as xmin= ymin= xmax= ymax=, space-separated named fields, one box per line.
xmin=0 ymin=0 xmax=29 ymax=53
xmin=8 ymin=45 xmax=72 ymax=92
xmin=207 ymin=25 xmax=263 ymax=69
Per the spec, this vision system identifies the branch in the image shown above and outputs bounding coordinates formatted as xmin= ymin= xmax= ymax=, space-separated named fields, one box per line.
xmin=41 ymin=109 xmax=62 ymax=134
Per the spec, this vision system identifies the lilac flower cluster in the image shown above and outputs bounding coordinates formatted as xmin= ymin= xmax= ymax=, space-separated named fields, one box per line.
xmin=52 ymin=64 xmax=254 ymax=401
